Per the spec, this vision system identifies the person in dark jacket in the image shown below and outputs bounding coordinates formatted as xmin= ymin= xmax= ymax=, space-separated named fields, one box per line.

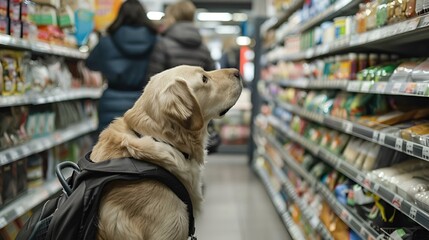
xmin=147 ymin=0 xmax=220 ymax=153
xmin=85 ymin=0 xmax=156 ymax=134
xmin=147 ymin=0 xmax=215 ymax=78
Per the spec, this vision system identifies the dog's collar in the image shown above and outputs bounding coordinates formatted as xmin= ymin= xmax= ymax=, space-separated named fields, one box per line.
xmin=132 ymin=130 xmax=190 ymax=160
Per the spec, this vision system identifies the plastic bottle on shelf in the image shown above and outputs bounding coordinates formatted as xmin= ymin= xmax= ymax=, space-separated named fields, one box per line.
xmin=405 ymin=0 xmax=417 ymax=17
xmin=366 ymin=0 xmax=379 ymax=31
xmin=358 ymin=53 xmax=369 ymax=73
xmin=356 ymin=3 xmax=367 ymax=33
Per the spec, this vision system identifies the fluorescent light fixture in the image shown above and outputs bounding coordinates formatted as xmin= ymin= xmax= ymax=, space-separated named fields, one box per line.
xmin=236 ymin=36 xmax=251 ymax=46
xmin=232 ymin=13 xmax=248 ymax=22
xmin=147 ymin=11 xmax=164 ymax=20
xmin=215 ymin=25 xmax=240 ymax=35
xmin=197 ymin=12 xmax=232 ymax=22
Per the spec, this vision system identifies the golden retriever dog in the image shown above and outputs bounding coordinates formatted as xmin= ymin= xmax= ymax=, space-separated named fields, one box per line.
xmin=90 ymin=65 xmax=243 ymax=240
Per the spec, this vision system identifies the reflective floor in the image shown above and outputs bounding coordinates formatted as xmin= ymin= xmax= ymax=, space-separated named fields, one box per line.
xmin=196 ymin=153 xmax=291 ymax=240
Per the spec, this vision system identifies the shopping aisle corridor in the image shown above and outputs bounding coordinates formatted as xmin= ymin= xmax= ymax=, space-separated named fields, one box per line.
xmin=196 ymin=153 xmax=291 ymax=240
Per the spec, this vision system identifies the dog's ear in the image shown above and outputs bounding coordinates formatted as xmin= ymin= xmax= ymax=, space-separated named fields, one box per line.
xmin=159 ymin=78 xmax=204 ymax=131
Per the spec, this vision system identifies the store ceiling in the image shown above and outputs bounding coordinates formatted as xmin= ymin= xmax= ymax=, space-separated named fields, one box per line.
xmin=142 ymin=0 xmax=252 ymax=12
xmin=142 ymin=0 xmax=254 ymax=36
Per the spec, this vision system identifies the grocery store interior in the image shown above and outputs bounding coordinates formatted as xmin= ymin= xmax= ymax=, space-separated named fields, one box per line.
xmin=3 ymin=0 xmax=429 ymax=239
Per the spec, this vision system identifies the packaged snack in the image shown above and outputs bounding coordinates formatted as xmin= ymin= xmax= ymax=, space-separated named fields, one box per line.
xmin=367 ymin=158 xmax=429 ymax=184
xmin=361 ymin=143 xmax=381 ymax=171
xmin=377 ymin=0 xmax=389 ymax=27
xmin=396 ymin=176 xmax=429 ymax=201
xmin=411 ymin=58 xmax=429 ymax=82
xmin=400 ymin=121 xmax=429 ymax=146
xmin=389 ymin=61 xmax=421 ymax=82
xmin=343 ymin=138 xmax=365 ymax=165
xmin=356 ymin=3 xmax=367 ymax=33
xmin=16 ymin=158 xmax=27 ymax=194
xmin=415 ymin=191 xmax=429 ymax=212
xmin=387 ymin=168 xmax=429 ymax=191
xmin=329 ymin=133 xmax=350 ymax=154
xmin=2 ymin=162 xmax=18 ymax=204
xmin=374 ymin=63 xmax=399 ymax=82
xmin=27 ymin=154 xmax=44 ymax=188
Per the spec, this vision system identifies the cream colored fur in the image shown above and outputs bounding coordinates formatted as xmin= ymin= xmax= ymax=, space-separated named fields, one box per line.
xmin=90 ymin=65 xmax=242 ymax=240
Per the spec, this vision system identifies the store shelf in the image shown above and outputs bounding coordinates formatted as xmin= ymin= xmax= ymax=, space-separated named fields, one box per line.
xmin=267 ymin=79 xmax=429 ymax=97
xmin=0 ymin=119 xmax=97 ymax=166
xmin=280 ymin=0 xmax=360 ymax=39
xmin=269 ymin=14 xmax=429 ymax=62
xmin=0 ymin=34 xmax=88 ymax=59
xmin=0 ymin=88 xmax=103 ymax=107
xmin=254 ymin=162 xmax=306 ymax=240
xmin=259 ymin=129 xmax=381 ymax=239
xmin=262 ymin=0 xmax=304 ymax=33
xmin=258 ymin=151 xmax=334 ymax=240
xmin=269 ymin=96 xmax=429 ymax=162
xmin=265 ymin=114 xmax=429 ymax=232
xmin=0 ymin=179 xmax=61 ymax=229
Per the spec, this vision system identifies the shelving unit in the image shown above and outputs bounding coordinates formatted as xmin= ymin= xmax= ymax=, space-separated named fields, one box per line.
xmin=264 ymin=95 xmax=429 ymax=163
xmin=0 ymin=179 xmax=61 ymax=229
xmin=269 ymin=79 xmax=429 ymax=98
xmin=257 ymin=150 xmax=334 ymax=240
xmin=278 ymin=0 xmax=359 ymax=40
xmin=0 ymin=119 xmax=97 ymax=166
xmin=257 ymin=0 xmax=429 ymax=238
xmin=254 ymin=160 xmax=306 ymax=240
xmin=265 ymin=114 xmax=429 ymax=231
xmin=255 ymin=128 xmax=381 ymax=239
xmin=0 ymin=23 xmax=99 ymax=231
xmin=0 ymin=88 xmax=103 ymax=107
xmin=267 ymin=13 xmax=429 ymax=63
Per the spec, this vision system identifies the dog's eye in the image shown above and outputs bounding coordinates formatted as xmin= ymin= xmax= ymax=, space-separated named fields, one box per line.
xmin=202 ymin=75 xmax=208 ymax=83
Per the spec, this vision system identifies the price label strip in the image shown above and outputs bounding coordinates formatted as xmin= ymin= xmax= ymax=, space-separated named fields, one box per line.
xmin=395 ymin=138 xmax=404 ymax=151
xmin=422 ymin=147 xmax=429 ymax=160
xmin=406 ymin=141 xmax=413 ymax=155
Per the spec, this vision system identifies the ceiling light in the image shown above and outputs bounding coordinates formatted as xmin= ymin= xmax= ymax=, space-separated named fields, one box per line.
xmin=147 ymin=11 xmax=164 ymax=20
xmin=215 ymin=26 xmax=240 ymax=35
xmin=197 ymin=12 xmax=232 ymax=22
xmin=236 ymin=36 xmax=251 ymax=46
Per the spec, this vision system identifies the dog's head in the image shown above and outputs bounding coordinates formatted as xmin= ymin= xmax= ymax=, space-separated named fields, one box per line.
xmin=131 ymin=65 xmax=243 ymax=132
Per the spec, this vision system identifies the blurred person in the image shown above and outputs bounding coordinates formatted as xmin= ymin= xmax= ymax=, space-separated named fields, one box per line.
xmin=85 ymin=0 xmax=156 ymax=136
xmin=147 ymin=0 xmax=220 ymax=153
xmin=147 ymin=0 xmax=215 ymax=76
xmin=219 ymin=37 xmax=240 ymax=69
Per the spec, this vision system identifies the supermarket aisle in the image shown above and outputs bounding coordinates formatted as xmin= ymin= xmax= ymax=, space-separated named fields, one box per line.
xmin=196 ymin=153 xmax=291 ymax=240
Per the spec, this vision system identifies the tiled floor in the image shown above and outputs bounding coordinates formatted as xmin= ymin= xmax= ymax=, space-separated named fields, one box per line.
xmin=196 ymin=153 xmax=292 ymax=240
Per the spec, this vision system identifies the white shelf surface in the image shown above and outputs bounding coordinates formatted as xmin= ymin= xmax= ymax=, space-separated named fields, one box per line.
xmin=0 ymin=34 xmax=88 ymax=59
xmin=264 ymin=79 xmax=429 ymax=98
xmin=0 ymin=88 xmax=103 ymax=107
